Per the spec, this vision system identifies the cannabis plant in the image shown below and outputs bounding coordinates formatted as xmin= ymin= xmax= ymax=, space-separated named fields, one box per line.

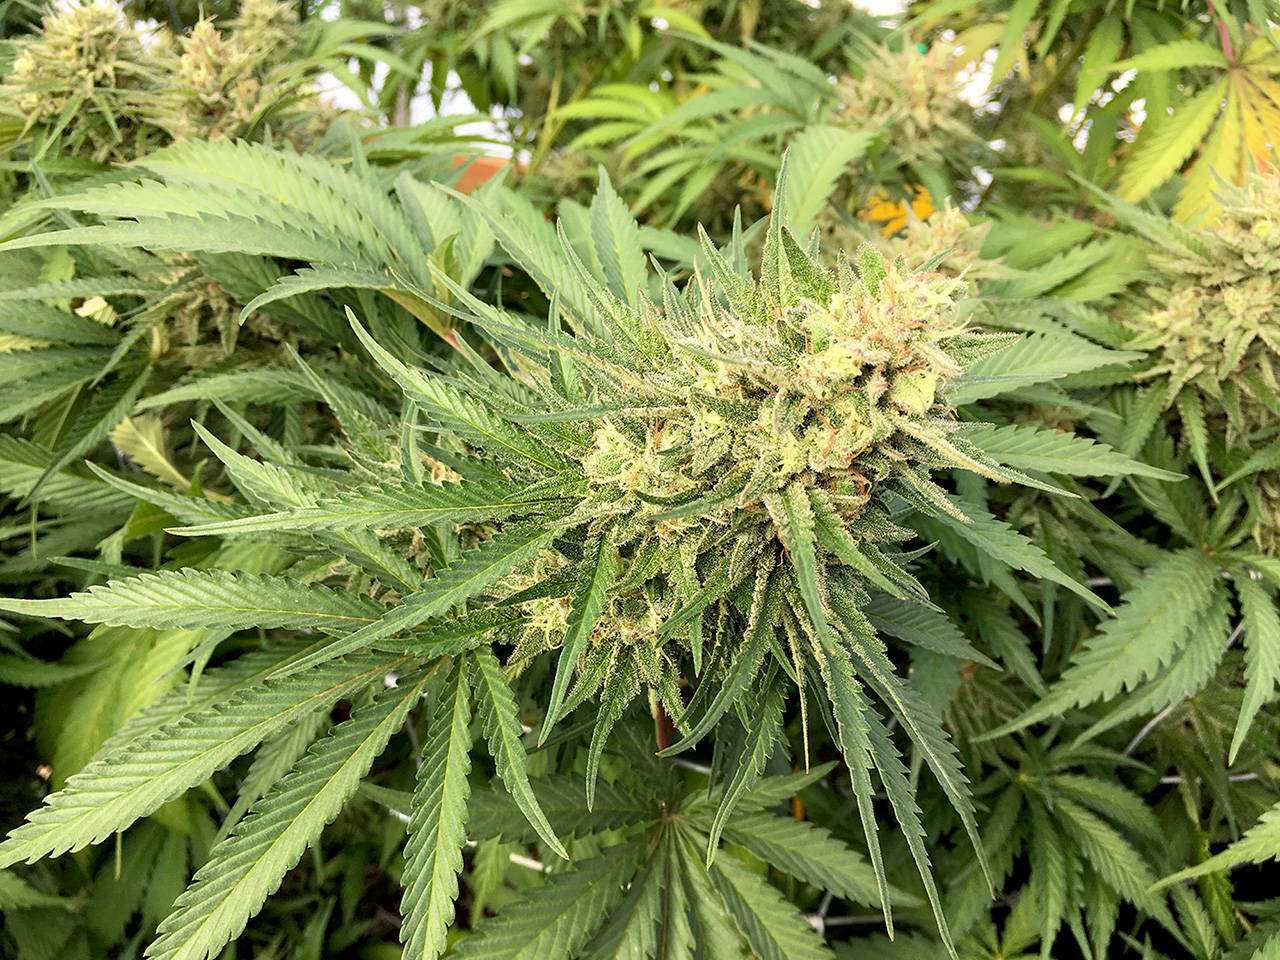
xmin=0 ymin=147 xmax=1178 ymax=958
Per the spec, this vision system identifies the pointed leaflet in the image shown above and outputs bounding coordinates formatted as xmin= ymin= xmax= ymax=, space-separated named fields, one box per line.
xmin=834 ymin=600 xmax=990 ymax=891
xmin=1158 ymin=799 xmax=1280 ymax=886
xmin=760 ymin=149 xmax=792 ymax=304
xmin=215 ymin=711 xmax=328 ymax=841
xmin=782 ymin=125 xmax=871 ymax=234
xmin=581 ymin=851 xmax=664 ymax=960
xmin=661 ymin=559 xmax=780 ymax=756
xmin=706 ymin=673 xmax=785 ymax=863
xmin=470 ymin=647 xmax=569 ymax=860
xmin=401 ymin=665 xmax=473 ymax=960
xmin=276 ymin=523 xmax=557 ymax=677
xmin=347 ymin=310 xmax=569 ymax=472
xmin=958 ymin=423 xmax=1184 ymax=481
xmin=859 ymin=691 xmax=959 ymax=958
xmin=719 ymin=813 xmax=884 ymax=908
xmin=862 ymin=592 xmax=995 ymax=667
xmin=145 ymin=670 xmax=434 ymax=960
xmin=586 ymin=656 xmax=639 ymax=810
xmin=814 ymin=643 xmax=893 ymax=935
xmin=1118 ymin=79 xmax=1229 ymax=203
xmin=24 ymin=364 xmax=150 ymax=506
xmin=0 ymin=651 xmax=412 ymax=868
xmin=931 ymin=496 xmax=1107 ymax=612
xmin=590 ymin=169 xmax=647 ymax=308
xmin=542 ymin=533 xmax=618 ymax=741
xmin=173 ymin=478 xmax=551 ymax=536
xmin=709 ymin=851 xmax=832 ymax=960
xmin=1230 ymin=575 xmax=1280 ymax=763
xmin=947 ymin=332 xmax=1138 ymax=405
xmin=0 ymin=569 xmax=383 ymax=633
xmin=767 ymin=482 xmax=831 ymax=645
xmin=984 ymin=548 xmax=1220 ymax=739
xmin=673 ymin=832 xmax=755 ymax=959
xmin=808 ymin=487 xmax=922 ymax=600
xmin=1052 ymin=798 xmax=1174 ymax=929
xmin=449 ymin=845 xmax=644 ymax=959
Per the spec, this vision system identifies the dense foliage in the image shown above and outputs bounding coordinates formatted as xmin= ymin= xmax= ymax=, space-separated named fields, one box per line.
xmin=1 ymin=1 xmax=1279 ymax=959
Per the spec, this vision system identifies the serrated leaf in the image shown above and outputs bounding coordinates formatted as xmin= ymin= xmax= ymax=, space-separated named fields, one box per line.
xmin=0 ymin=650 xmax=410 ymax=869
xmin=277 ymin=522 xmax=556 ymax=677
xmin=590 ymin=169 xmax=647 ymax=308
xmin=401 ymin=665 xmax=473 ymax=960
xmin=1230 ymin=576 xmax=1280 ymax=764
xmin=543 ymin=533 xmax=618 ymax=739
xmin=707 ymin=675 xmax=785 ymax=862
xmin=985 ymin=549 xmax=1220 ymax=738
xmin=450 ymin=845 xmax=642 ymax=959
xmin=145 ymin=670 xmax=433 ymax=960
xmin=173 ymin=478 xmax=551 ymax=537
xmin=959 ymin=423 xmax=1183 ymax=480
xmin=710 ymin=852 xmax=832 ymax=960
xmin=1158 ymin=800 xmax=1280 ymax=886
xmin=0 ymin=569 xmax=384 ymax=633
xmin=948 ymin=333 xmax=1137 ymax=405
xmin=471 ymin=647 xmax=568 ymax=860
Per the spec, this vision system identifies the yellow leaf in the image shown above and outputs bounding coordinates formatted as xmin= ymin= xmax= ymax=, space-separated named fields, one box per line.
xmin=1175 ymin=87 xmax=1242 ymax=222
xmin=1119 ymin=78 xmax=1227 ymax=203
xmin=1237 ymin=74 xmax=1280 ymax=173
xmin=109 ymin=414 xmax=190 ymax=489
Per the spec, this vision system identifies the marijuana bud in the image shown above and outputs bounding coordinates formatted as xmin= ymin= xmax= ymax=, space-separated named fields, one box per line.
xmin=474 ymin=221 xmax=1023 ymax=725
xmin=1125 ymin=172 xmax=1280 ymax=548
xmin=2 ymin=0 xmax=152 ymax=161
xmin=834 ymin=42 xmax=980 ymax=170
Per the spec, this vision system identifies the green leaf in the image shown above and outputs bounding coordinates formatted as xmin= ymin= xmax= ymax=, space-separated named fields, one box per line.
xmin=0 ymin=569 xmax=384 ymax=633
xmin=543 ymin=533 xmax=618 ymax=739
xmin=815 ymin=643 xmax=893 ymax=933
xmin=988 ymin=0 xmax=1038 ymax=90
xmin=768 ymin=482 xmax=830 ymax=643
xmin=450 ymin=845 xmax=643 ymax=959
xmin=173 ymin=478 xmax=551 ymax=537
xmin=24 ymin=365 xmax=150 ymax=506
xmin=0 ymin=650 xmax=410 ymax=868
xmin=1158 ymin=800 xmax=1280 ymax=886
xmin=1053 ymin=797 xmax=1173 ymax=928
xmin=662 ymin=561 xmax=779 ymax=756
xmin=710 ymin=851 xmax=833 ymax=960
xmin=931 ymin=498 xmax=1106 ymax=612
xmin=958 ymin=423 xmax=1184 ymax=480
xmin=581 ymin=851 xmax=664 ymax=960
xmin=707 ymin=675 xmax=786 ymax=863
xmin=347 ymin=311 xmax=570 ymax=472
xmin=985 ymin=549 xmax=1220 ymax=738
xmin=1118 ymin=80 xmax=1228 ymax=203
xmin=471 ymin=647 xmax=569 ymax=860
xmin=590 ymin=169 xmax=647 ymax=308
xmin=145 ymin=670 xmax=433 ymax=960
xmin=401 ymin=666 xmax=473 ymax=960
xmin=782 ymin=125 xmax=870 ymax=234
xmin=862 ymin=594 xmax=996 ymax=667
xmin=1113 ymin=39 xmax=1229 ymax=73
xmin=1230 ymin=576 xmax=1280 ymax=764
xmin=719 ymin=813 xmax=885 ymax=908
xmin=948 ymin=333 xmax=1137 ymax=404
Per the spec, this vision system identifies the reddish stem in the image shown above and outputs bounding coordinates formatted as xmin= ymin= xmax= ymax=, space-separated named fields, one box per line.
xmin=1206 ymin=0 xmax=1236 ymax=63
xmin=654 ymin=701 xmax=674 ymax=752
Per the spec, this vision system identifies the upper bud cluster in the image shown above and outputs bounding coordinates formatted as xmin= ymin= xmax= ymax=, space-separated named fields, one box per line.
xmin=1128 ymin=174 xmax=1280 ymax=440
xmin=578 ymin=242 xmax=987 ymax=553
